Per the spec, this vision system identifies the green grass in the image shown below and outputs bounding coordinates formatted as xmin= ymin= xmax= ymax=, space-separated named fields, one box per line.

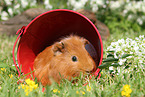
xmin=0 ymin=31 xmax=145 ymax=97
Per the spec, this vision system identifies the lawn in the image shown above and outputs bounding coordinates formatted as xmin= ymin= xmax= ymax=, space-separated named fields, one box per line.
xmin=0 ymin=30 xmax=144 ymax=97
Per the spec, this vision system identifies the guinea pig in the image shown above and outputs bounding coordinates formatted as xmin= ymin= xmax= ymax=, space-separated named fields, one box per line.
xmin=33 ymin=35 xmax=96 ymax=86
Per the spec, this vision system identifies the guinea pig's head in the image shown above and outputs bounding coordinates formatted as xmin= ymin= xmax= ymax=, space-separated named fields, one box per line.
xmin=51 ymin=35 xmax=96 ymax=77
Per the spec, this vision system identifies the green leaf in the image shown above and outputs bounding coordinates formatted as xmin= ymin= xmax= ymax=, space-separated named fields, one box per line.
xmin=125 ymin=65 xmax=130 ymax=69
xmin=121 ymin=54 xmax=132 ymax=58
xmin=0 ymin=63 xmax=8 ymax=68
xmin=111 ymin=63 xmax=120 ymax=67
xmin=103 ymin=58 xmax=118 ymax=62
xmin=10 ymin=66 xmax=17 ymax=71
xmin=107 ymin=54 xmax=114 ymax=58
xmin=98 ymin=63 xmax=112 ymax=69
xmin=106 ymin=50 xmax=115 ymax=53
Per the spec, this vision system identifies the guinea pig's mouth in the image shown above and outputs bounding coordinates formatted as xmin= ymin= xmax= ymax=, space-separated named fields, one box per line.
xmin=80 ymin=69 xmax=92 ymax=74
xmin=79 ymin=68 xmax=93 ymax=73
xmin=85 ymin=71 xmax=91 ymax=76
xmin=86 ymin=71 xmax=91 ymax=74
xmin=86 ymin=71 xmax=95 ymax=75
xmin=85 ymin=68 xmax=96 ymax=74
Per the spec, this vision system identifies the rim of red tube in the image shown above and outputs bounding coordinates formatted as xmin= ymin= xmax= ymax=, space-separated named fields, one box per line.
xmin=13 ymin=9 xmax=103 ymax=79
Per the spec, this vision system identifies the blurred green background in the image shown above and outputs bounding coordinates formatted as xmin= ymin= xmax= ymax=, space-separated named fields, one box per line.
xmin=0 ymin=0 xmax=145 ymax=35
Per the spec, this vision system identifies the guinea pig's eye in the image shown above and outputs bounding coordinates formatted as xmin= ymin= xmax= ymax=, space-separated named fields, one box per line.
xmin=71 ymin=56 xmax=78 ymax=62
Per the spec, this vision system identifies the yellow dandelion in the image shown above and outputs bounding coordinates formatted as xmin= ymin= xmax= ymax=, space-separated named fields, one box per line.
xmin=58 ymin=91 xmax=60 ymax=93
xmin=33 ymin=84 xmax=38 ymax=89
xmin=18 ymin=86 xmax=21 ymax=89
xmin=121 ymin=91 xmax=126 ymax=96
xmin=29 ymin=86 xmax=33 ymax=92
xmin=25 ymin=78 xmax=37 ymax=87
xmin=29 ymin=81 xmax=35 ymax=86
xmin=1 ymin=68 xmax=6 ymax=72
xmin=76 ymin=91 xmax=79 ymax=94
xmin=9 ymin=74 xmax=13 ymax=78
xmin=53 ymin=89 xmax=58 ymax=93
xmin=86 ymin=85 xmax=91 ymax=92
xmin=21 ymin=84 xmax=25 ymax=89
xmin=81 ymin=91 xmax=85 ymax=95
xmin=53 ymin=89 xmax=60 ymax=93
xmin=1 ymin=68 xmax=5 ymax=71
xmin=25 ymin=92 xmax=29 ymax=96
xmin=18 ymin=79 xmax=38 ymax=96
xmin=25 ymin=78 xmax=31 ymax=85
xmin=25 ymin=85 xmax=29 ymax=91
xmin=121 ymin=84 xmax=132 ymax=97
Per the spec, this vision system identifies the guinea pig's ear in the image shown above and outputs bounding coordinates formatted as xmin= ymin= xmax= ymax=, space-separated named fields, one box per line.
xmin=83 ymin=39 xmax=90 ymax=46
xmin=52 ymin=42 xmax=65 ymax=56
